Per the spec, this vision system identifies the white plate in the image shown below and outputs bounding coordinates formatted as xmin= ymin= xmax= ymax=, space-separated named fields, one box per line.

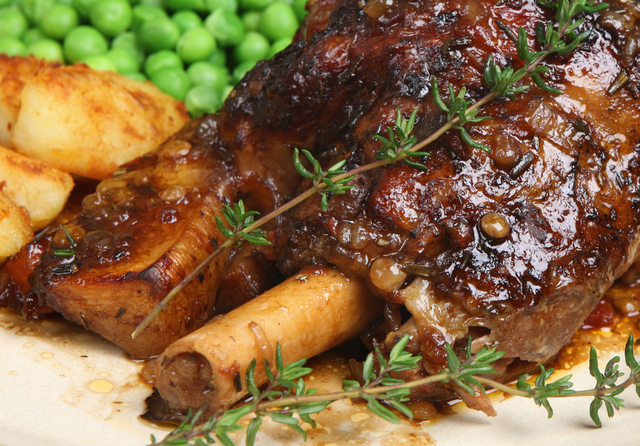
xmin=1 ymin=308 xmax=639 ymax=446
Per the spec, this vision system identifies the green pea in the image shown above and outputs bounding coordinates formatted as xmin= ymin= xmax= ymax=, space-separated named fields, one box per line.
xmin=40 ymin=4 xmax=79 ymax=40
xmin=89 ymin=0 xmax=132 ymax=38
xmin=268 ymin=37 xmax=290 ymax=58
xmin=111 ymin=32 xmax=145 ymax=66
xmin=149 ymin=66 xmax=190 ymax=100
xmin=27 ymin=38 xmax=64 ymax=61
xmin=22 ymin=27 xmax=46 ymax=45
xmin=241 ymin=10 xmax=260 ymax=32
xmin=176 ymin=26 xmax=216 ymax=63
xmin=131 ymin=4 xmax=167 ymax=32
xmin=171 ymin=10 xmax=202 ymax=33
xmin=204 ymin=0 xmax=235 ymax=12
xmin=258 ymin=2 xmax=298 ymax=41
xmin=144 ymin=49 xmax=182 ymax=75
xmin=72 ymin=0 xmax=96 ymax=18
xmin=185 ymin=84 xmax=220 ymax=117
xmin=206 ymin=47 xmax=225 ymax=66
xmin=163 ymin=0 xmax=206 ymax=11
xmin=292 ymin=0 xmax=306 ymax=21
xmin=63 ymin=25 xmax=108 ymax=62
xmin=204 ymin=8 xmax=243 ymax=47
xmin=139 ymin=0 xmax=163 ymax=7
xmin=187 ymin=60 xmax=228 ymax=91
xmin=81 ymin=54 xmax=117 ymax=71
xmin=106 ymin=47 xmax=139 ymax=72
xmin=123 ymin=71 xmax=147 ymax=82
xmin=239 ymin=0 xmax=270 ymax=11
xmin=232 ymin=31 xmax=268 ymax=63
xmin=19 ymin=0 xmax=55 ymax=25
xmin=0 ymin=37 xmax=27 ymax=56
xmin=0 ymin=7 xmax=28 ymax=38
xmin=232 ymin=58 xmax=256 ymax=83
xmin=139 ymin=16 xmax=180 ymax=52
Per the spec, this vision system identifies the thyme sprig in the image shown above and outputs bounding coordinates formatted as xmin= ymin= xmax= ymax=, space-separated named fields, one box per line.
xmin=431 ymin=79 xmax=492 ymax=153
xmin=441 ymin=340 xmax=505 ymax=394
xmin=588 ymin=347 xmax=625 ymax=426
xmin=293 ymin=148 xmax=355 ymax=211
xmin=373 ymin=108 xmax=430 ymax=169
xmin=341 ymin=335 xmax=422 ymax=423
xmin=215 ymin=200 xmax=271 ymax=247
xmin=516 ymin=365 xmax=576 ymax=417
xmin=132 ymin=0 xmax=608 ymax=338
xmin=151 ymin=334 xmax=640 ymax=446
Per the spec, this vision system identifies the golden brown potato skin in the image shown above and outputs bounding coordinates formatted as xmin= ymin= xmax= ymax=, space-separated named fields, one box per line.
xmin=0 ymin=56 xmax=53 ymax=148
xmin=0 ymin=145 xmax=73 ymax=231
xmin=11 ymin=63 xmax=190 ymax=180
xmin=0 ymin=187 xmax=33 ymax=263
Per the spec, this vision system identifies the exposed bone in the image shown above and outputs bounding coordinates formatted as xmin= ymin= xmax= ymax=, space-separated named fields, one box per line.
xmin=155 ymin=265 xmax=383 ymax=413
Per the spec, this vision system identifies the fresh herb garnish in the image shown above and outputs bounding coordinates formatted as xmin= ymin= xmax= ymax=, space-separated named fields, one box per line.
xmin=215 ymin=200 xmax=271 ymax=247
xmin=150 ymin=334 xmax=640 ymax=446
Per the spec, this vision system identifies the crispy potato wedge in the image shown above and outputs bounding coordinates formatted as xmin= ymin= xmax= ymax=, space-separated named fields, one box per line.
xmin=0 ymin=187 xmax=33 ymax=263
xmin=0 ymin=145 xmax=74 ymax=231
xmin=11 ymin=63 xmax=190 ymax=180
xmin=0 ymin=56 xmax=53 ymax=148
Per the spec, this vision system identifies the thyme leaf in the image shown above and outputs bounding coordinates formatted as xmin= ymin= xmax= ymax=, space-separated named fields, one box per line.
xmin=373 ymin=108 xmax=430 ymax=168
xmin=293 ymin=148 xmax=355 ymax=211
xmin=215 ymin=200 xmax=271 ymax=247
xmin=431 ymin=78 xmax=492 ymax=153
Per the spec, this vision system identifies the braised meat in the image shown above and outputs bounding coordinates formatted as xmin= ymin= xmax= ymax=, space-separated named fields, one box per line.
xmin=10 ymin=0 xmax=640 ymax=389
xmin=261 ymin=0 xmax=640 ymax=373
xmin=153 ymin=0 xmax=640 ymax=414
xmin=21 ymin=118 xmax=281 ymax=357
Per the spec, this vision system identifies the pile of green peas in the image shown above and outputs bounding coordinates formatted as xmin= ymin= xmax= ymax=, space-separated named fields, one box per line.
xmin=0 ymin=0 xmax=307 ymax=116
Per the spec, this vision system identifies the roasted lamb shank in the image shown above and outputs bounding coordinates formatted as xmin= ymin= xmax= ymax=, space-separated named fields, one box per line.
xmin=248 ymin=0 xmax=640 ymax=372
xmin=5 ymin=0 xmax=640 ymax=410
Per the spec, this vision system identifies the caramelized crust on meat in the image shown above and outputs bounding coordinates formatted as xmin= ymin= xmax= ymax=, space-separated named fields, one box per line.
xmin=218 ymin=0 xmax=640 ymax=371
xmin=16 ymin=0 xmax=640 ymax=381
xmin=28 ymin=119 xmax=239 ymax=357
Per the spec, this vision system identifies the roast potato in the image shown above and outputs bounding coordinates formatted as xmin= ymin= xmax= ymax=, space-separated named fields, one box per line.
xmin=0 ymin=187 xmax=33 ymax=263
xmin=0 ymin=145 xmax=74 ymax=231
xmin=0 ymin=55 xmax=52 ymax=148
xmin=11 ymin=63 xmax=190 ymax=180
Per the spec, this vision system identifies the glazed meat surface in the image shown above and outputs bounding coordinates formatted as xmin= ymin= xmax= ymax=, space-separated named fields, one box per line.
xmin=15 ymin=0 xmax=640 ymax=375
xmin=25 ymin=120 xmax=238 ymax=357
xmin=227 ymin=0 xmax=640 ymax=371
